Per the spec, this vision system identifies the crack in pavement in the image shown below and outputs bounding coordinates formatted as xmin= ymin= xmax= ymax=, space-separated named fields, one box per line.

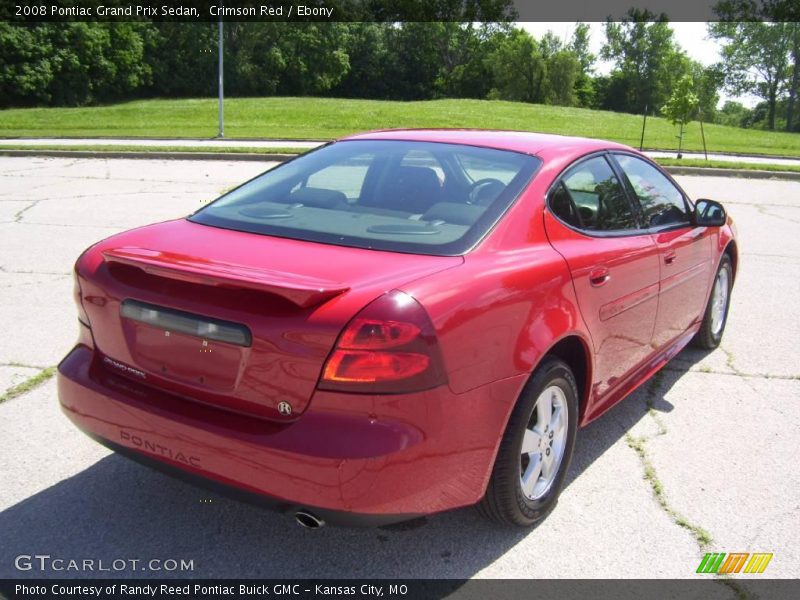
xmin=624 ymin=372 xmax=713 ymax=549
xmin=13 ymin=200 xmax=40 ymax=222
xmin=754 ymin=204 xmax=800 ymax=225
xmin=2 ymin=190 xmax=195 ymax=204
xmin=663 ymin=365 xmax=800 ymax=381
xmin=0 ymin=365 xmax=56 ymax=404
xmin=0 ymin=180 xmax=69 ymax=196
xmin=0 ymin=274 xmax=70 ymax=289
xmin=619 ymin=371 xmax=756 ymax=597
xmin=718 ymin=346 xmax=763 ymax=395
xmin=0 ymin=268 xmax=69 ymax=276
xmin=12 ymin=221 xmax=123 ymax=230
xmin=745 ymin=252 xmax=800 ymax=262
xmin=625 ymin=365 xmax=767 ymax=598
xmin=1 ymin=172 xmax=227 ymax=185
xmin=21 ymin=190 xmax=190 ymax=200
xmin=723 ymin=200 xmax=800 ymax=208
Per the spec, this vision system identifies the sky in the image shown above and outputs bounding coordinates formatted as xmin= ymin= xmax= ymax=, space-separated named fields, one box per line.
xmin=518 ymin=22 xmax=756 ymax=108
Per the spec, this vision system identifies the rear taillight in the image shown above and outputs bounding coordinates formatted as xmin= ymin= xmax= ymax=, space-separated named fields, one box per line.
xmin=318 ymin=291 xmax=447 ymax=394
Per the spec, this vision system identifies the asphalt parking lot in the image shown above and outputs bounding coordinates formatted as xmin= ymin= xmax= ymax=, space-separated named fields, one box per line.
xmin=0 ymin=157 xmax=797 ymax=583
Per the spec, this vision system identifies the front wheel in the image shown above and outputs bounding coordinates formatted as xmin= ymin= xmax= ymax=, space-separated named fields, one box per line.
xmin=478 ymin=357 xmax=578 ymax=526
xmin=693 ymin=254 xmax=733 ymax=350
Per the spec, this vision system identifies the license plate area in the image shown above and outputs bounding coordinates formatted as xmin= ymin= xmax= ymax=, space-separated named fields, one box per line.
xmin=120 ymin=300 xmax=250 ymax=391
xmin=121 ymin=299 xmax=251 ymax=346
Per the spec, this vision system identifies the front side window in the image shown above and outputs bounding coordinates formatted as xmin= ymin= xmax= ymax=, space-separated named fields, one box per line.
xmin=549 ymin=156 xmax=637 ymax=232
xmin=190 ymin=140 xmax=540 ymax=256
xmin=614 ymin=154 xmax=690 ymax=228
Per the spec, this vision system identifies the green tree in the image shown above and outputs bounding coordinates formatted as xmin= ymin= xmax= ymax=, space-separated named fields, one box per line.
xmin=544 ymin=50 xmax=579 ymax=106
xmin=539 ymin=30 xmax=563 ymax=60
xmin=662 ymin=73 xmax=699 ymax=156
xmin=0 ymin=24 xmax=55 ymax=106
xmin=332 ymin=23 xmax=391 ymax=99
xmin=716 ymin=100 xmax=753 ymax=127
xmin=279 ymin=23 xmax=351 ymax=95
xmin=786 ymin=23 xmax=800 ymax=131
xmin=143 ymin=23 xmax=216 ymax=97
xmin=55 ymin=23 xmax=151 ymax=105
xmin=488 ymin=28 xmax=546 ymax=103
xmin=662 ymin=74 xmax=699 ymax=125
xmin=713 ymin=0 xmax=800 ymax=130
xmin=435 ymin=23 xmax=509 ymax=99
xmin=569 ymin=22 xmax=595 ymax=107
xmin=708 ymin=20 xmax=791 ymax=130
xmin=601 ymin=10 xmax=688 ymax=114
xmin=690 ymin=61 xmax=721 ymax=123
xmin=227 ymin=23 xmax=350 ymax=97
xmin=381 ymin=23 xmax=448 ymax=100
xmin=0 ymin=23 xmax=151 ymax=107
xmin=535 ymin=30 xmax=580 ymax=106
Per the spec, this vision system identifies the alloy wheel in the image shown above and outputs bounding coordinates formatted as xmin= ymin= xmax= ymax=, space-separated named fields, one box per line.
xmin=520 ymin=385 xmax=568 ymax=501
xmin=710 ymin=266 xmax=730 ymax=336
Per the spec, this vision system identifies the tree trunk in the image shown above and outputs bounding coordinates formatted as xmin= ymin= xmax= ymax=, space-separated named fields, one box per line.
xmin=787 ymin=30 xmax=800 ymax=132
xmin=768 ymin=83 xmax=778 ymax=130
xmin=788 ymin=66 xmax=798 ymax=132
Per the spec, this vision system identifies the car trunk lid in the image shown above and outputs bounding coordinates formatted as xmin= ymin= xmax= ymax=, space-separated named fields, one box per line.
xmin=77 ymin=219 xmax=462 ymax=420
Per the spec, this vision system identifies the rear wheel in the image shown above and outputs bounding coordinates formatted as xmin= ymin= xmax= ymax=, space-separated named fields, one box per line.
xmin=478 ymin=357 xmax=578 ymax=526
xmin=693 ymin=254 xmax=733 ymax=350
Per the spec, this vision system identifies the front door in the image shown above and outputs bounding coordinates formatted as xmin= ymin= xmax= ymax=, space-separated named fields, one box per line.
xmin=544 ymin=155 xmax=661 ymax=400
xmin=611 ymin=153 xmax=713 ymax=349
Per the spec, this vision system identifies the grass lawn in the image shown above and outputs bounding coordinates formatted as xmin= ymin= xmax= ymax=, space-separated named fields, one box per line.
xmin=0 ymin=144 xmax=309 ymax=155
xmin=654 ymin=157 xmax=800 ymax=173
xmin=2 ymin=97 xmax=800 ymax=157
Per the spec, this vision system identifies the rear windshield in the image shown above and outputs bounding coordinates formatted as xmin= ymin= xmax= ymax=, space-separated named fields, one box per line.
xmin=189 ymin=140 xmax=540 ymax=255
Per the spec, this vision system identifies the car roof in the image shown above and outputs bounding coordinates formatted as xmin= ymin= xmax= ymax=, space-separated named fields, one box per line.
xmin=340 ymin=128 xmax=635 ymax=160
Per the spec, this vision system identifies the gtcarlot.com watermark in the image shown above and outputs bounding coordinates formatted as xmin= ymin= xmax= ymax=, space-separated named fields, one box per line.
xmin=15 ymin=554 xmax=194 ymax=573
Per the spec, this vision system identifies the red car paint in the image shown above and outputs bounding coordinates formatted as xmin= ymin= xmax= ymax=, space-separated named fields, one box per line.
xmin=57 ymin=130 xmax=737 ymax=523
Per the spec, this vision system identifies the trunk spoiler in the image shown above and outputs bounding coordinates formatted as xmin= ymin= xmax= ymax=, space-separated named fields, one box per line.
xmin=103 ymin=247 xmax=349 ymax=308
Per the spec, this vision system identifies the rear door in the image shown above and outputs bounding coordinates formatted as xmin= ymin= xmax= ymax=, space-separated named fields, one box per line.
xmin=544 ymin=154 xmax=660 ymax=400
xmin=611 ymin=153 xmax=713 ymax=349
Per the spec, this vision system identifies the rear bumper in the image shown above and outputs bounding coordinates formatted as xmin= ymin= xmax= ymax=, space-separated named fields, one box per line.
xmin=58 ymin=345 xmax=525 ymax=524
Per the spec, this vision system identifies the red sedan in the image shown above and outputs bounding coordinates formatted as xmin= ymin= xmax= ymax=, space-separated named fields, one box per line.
xmin=57 ymin=130 xmax=737 ymax=528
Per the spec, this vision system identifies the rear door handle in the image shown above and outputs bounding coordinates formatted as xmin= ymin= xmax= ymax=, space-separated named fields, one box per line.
xmin=589 ymin=267 xmax=610 ymax=287
xmin=664 ymin=250 xmax=677 ymax=265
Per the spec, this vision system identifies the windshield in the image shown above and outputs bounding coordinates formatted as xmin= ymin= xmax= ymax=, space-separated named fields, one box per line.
xmin=189 ymin=139 xmax=541 ymax=255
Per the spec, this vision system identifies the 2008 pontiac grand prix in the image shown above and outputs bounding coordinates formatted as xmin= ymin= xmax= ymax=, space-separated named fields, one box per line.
xmin=58 ymin=130 xmax=737 ymax=528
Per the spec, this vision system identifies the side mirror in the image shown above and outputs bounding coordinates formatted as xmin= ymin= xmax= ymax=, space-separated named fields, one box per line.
xmin=694 ymin=199 xmax=726 ymax=227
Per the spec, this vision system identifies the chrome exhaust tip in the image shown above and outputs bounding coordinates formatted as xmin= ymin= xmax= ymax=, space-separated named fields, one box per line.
xmin=295 ymin=510 xmax=325 ymax=529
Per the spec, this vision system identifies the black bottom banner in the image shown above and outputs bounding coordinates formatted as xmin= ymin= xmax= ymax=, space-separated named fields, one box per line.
xmin=1 ymin=579 xmax=799 ymax=600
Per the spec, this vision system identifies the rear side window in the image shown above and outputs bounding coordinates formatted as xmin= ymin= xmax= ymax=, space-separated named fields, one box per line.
xmin=549 ymin=156 xmax=637 ymax=232
xmin=190 ymin=140 xmax=540 ymax=256
xmin=614 ymin=154 xmax=690 ymax=228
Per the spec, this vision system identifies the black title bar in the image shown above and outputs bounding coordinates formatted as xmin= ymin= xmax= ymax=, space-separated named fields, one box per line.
xmin=1 ymin=0 xmax=798 ymax=23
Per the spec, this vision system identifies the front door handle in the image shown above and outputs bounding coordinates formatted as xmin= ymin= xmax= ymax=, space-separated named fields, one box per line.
xmin=589 ymin=267 xmax=611 ymax=287
xmin=664 ymin=250 xmax=677 ymax=265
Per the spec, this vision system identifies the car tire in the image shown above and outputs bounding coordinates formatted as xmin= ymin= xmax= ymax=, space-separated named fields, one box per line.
xmin=692 ymin=254 xmax=733 ymax=350
xmin=478 ymin=357 xmax=579 ymax=527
